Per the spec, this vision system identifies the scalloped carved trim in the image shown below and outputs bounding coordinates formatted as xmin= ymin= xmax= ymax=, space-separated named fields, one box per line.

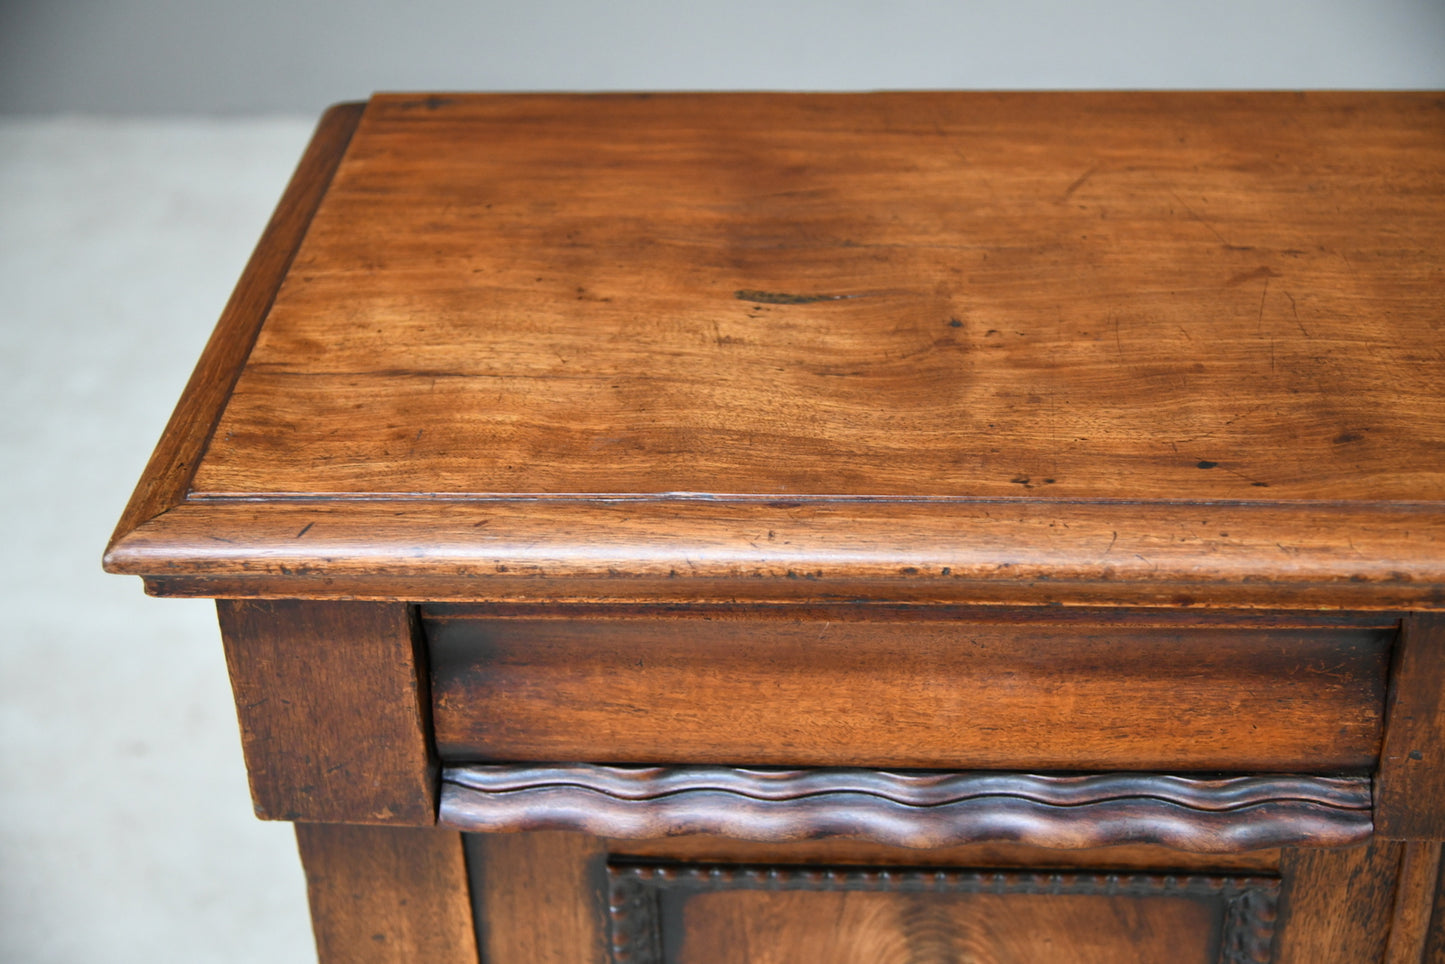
xmin=607 ymin=863 xmax=1282 ymax=964
xmin=438 ymin=764 xmax=1372 ymax=853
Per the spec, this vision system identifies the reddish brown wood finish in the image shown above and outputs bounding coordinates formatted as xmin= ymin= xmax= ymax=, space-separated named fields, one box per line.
xmin=614 ymin=869 xmax=1266 ymax=964
xmin=1427 ymin=845 xmax=1445 ymax=963
xmin=102 ymin=93 xmax=1445 ymax=962
xmin=112 ymin=492 xmax=1445 ymax=610
xmin=102 ymin=93 xmax=1445 ymax=610
xmin=429 ymin=614 xmax=1389 ymax=772
xmin=464 ymin=831 xmax=608 ymax=964
xmin=216 ymin=600 xmax=436 ymax=824
xmin=201 ymin=93 xmax=1445 ymax=504
xmin=1379 ymin=615 xmax=1445 ymax=840
xmin=604 ymin=836 xmax=1283 ymax=873
xmin=296 ymin=823 xmax=478 ymax=963
xmin=1276 ymin=840 xmax=1404 ymax=964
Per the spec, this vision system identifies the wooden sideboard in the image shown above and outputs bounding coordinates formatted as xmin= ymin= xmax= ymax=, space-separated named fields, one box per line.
xmin=105 ymin=93 xmax=1445 ymax=962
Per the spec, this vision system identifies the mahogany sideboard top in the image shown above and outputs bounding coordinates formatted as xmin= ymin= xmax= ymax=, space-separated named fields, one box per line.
xmin=104 ymin=91 xmax=1445 ymax=611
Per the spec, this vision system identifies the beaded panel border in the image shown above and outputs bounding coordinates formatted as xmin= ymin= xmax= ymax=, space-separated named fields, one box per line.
xmin=607 ymin=863 xmax=1280 ymax=964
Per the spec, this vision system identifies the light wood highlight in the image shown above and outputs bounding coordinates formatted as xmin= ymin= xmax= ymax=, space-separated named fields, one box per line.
xmin=200 ymin=93 xmax=1445 ymax=505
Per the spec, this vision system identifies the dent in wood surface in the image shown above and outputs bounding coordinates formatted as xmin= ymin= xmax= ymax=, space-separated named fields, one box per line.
xmin=295 ymin=823 xmax=478 ymax=964
xmin=439 ymin=765 xmax=1373 ymax=853
xmin=216 ymin=599 xmax=437 ymax=824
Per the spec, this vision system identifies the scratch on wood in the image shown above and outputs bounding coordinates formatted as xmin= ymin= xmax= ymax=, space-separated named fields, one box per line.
xmin=1226 ymin=266 xmax=1281 ymax=288
xmin=1166 ymin=189 xmax=1230 ymax=246
xmin=1060 ymin=164 xmax=1099 ymax=202
xmin=1284 ymin=290 xmax=1310 ymax=337
xmin=734 ymin=289 xmax=863 ymax=305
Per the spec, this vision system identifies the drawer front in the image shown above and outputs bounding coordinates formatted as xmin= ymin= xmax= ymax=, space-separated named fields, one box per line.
xmin=426 ymin=612 xmax=1391 ymax=772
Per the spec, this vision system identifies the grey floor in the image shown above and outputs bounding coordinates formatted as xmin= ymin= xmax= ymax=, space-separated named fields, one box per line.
xmin=1 ymin=117 xmax=319 ymax=962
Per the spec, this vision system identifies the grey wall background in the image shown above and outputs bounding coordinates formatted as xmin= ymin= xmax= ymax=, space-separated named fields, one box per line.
xmin=3 ymin=0 xmax=1445 ymax=115
xmin=1 ymin=3 xmax=1441 ymax=962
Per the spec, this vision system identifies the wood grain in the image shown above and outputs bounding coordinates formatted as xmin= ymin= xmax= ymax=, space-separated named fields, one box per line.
xmin=1387 ymin=842 xmax=1443 ymax=964
xmin=1427 ymin=845 xmax=1445 ymax=963
xmin=198 ymin=92 xmax=1445 ymax=504
xmin=111 ymin=497 xmax=1445 ymax=609
xmin=1276 ymin=840 xmax=1402 ymax=964
xmin=439 ymin=765 xmax=1371 ymax=853
xmin=428 ymin=615 xmax=1389 ymax=771
xmin=1379 ymin=614 xmax=1445 ymax=839
xmin=295 ymin=823 xmax=478 ymax=964
xmin=611 ymin=864 xmax=1279 ymax=964
xmin=464 ymin=831 xmax=608 ymax=964
xmin=104 ymin=101 xmax=362 ymax=545
xmin=216 ymin=600 xmax=436 ymax=824
xmin=101 ymin=92 xmax=1445 ymax=610
xmin=677 ymin=892 xmax=1214 ymax=964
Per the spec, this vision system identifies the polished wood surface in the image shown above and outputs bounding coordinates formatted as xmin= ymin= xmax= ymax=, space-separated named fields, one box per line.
xmin=217 ymin=600 xmax=436 ymax=824
xmin=103 ymin=92 xmax=1445 ymax=609
xmin=428 ymin=613 xmax=1389 ymax=771
xmin=295 ymin=823 xmax=477 ymax=964
xmin=102 ymin=92 xmax=1445 ymax=962
xmin=106 ymin=101 xmax=362 ymax=545
xmin=203 ymin=93 xmax=1445 ymax=503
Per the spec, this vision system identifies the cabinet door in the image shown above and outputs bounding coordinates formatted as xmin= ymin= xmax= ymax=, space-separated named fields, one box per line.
xmin=608 ymin=864 xmax=1276 ymax=964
